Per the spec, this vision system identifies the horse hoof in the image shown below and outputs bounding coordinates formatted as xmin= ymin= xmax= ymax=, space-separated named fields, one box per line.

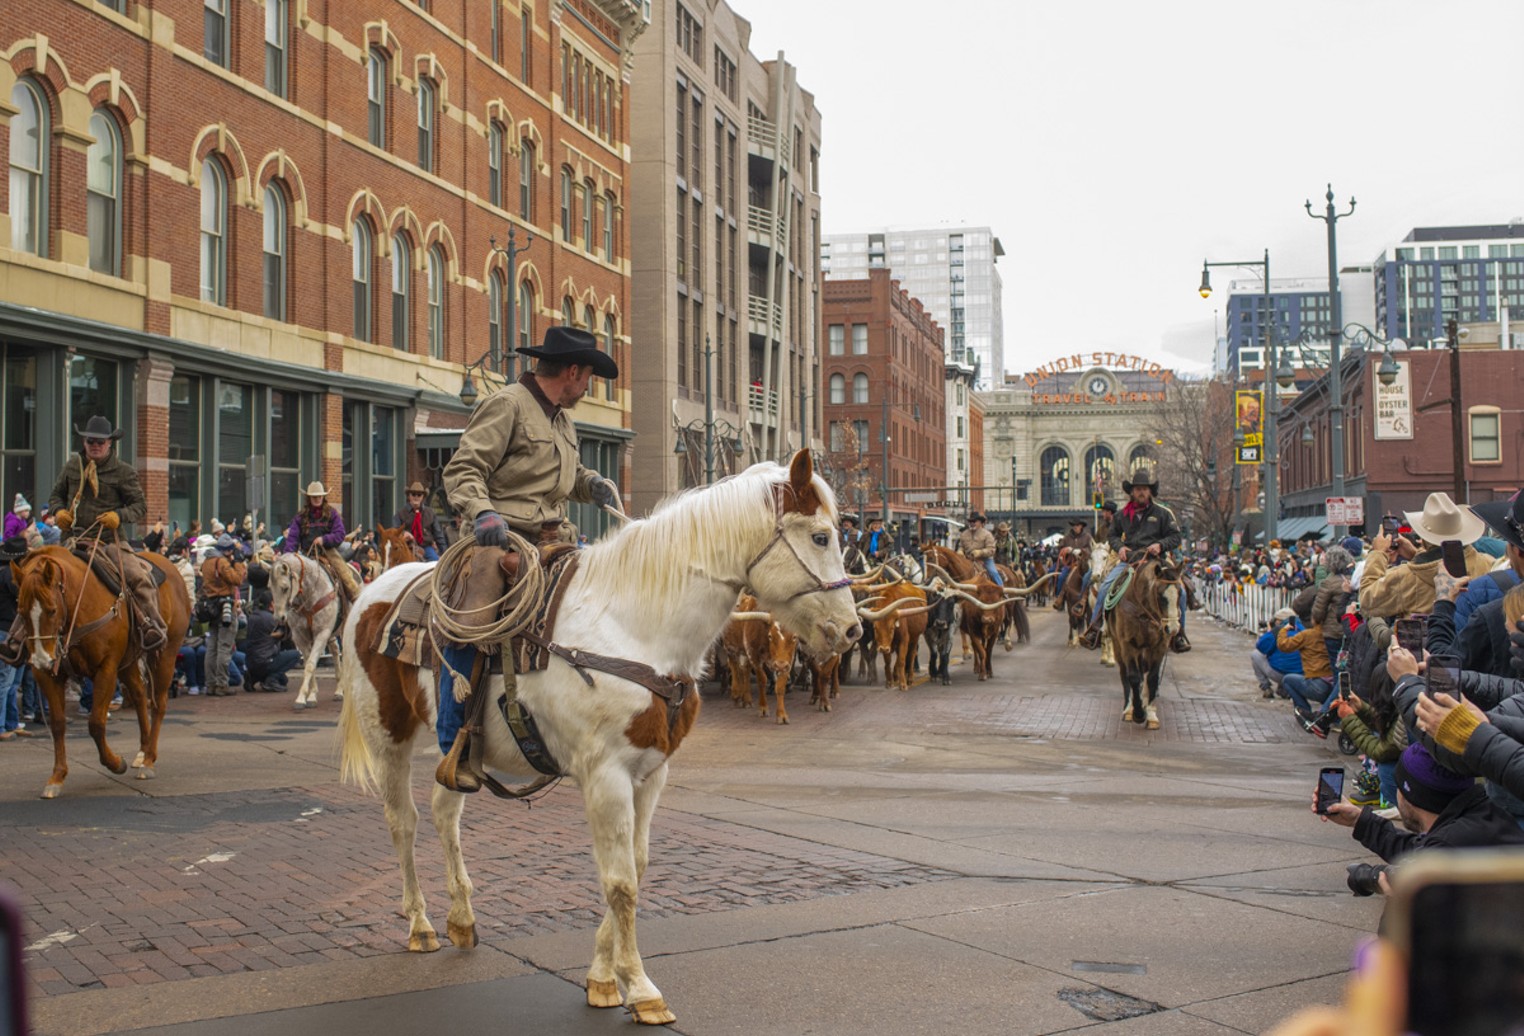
xmin=40 ymin=783 xmax=61 ymax=799
xmin=1121 ymin=706 xmax=1134 ymax=723
xmin=1145 ymin=718 xmax=1160 ymax=730
xmin=131 ymin=751 xmax=146 ymax=768
xmin=587 ymin=978 xmax=621 ymax=1008
xmin=332 ymin=693 xmax=343 ymax=702
xmin=408 ymin=931 xmax=442 ymax=953
xmin=107 ymin=757 xmax=128 ymax=775
xmin=291 ymin=702 xmax=308 ymax=712
xmin=446 ymin=920 xmax=477 ymax=948
xmin=776 ymin=715 xmax=789 ymax=725
xmin=629 ymin=998 xmax=676 ymax=1025
xmin=136 ymin=767 xmax=155 ymax=781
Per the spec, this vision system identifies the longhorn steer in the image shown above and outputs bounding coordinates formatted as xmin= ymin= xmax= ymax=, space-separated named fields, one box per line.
xmin=858 ymin=583 xmax=933 ymax=691
xmin=806 ymin=652 xmax=842 ymax=711
xmin=720 ymin=594 xmax=799 ymax=724
xmin=921 ymin=589 xmax=957 ymax=685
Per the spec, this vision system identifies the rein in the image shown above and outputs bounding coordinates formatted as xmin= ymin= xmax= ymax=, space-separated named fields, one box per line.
xmin=28 ymin=529 xmax=124 ymax=674
xmin=740 ymin=484 xmax=851 ymax=600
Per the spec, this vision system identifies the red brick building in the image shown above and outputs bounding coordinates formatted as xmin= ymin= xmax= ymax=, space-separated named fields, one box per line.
xmin=820 ymin=268 xmax=947 ymax=534
xmin=1277 ymin=345 xmax=1524 ymax=535
xmin=0 ymin=0 xmax=642 ymax=538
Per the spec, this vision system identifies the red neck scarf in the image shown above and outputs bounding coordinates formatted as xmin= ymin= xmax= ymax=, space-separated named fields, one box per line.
xmin=1122 ymin=499 xmax=1148 ymax=522
xmin=410 ymin=508 xmax=423 ymax=542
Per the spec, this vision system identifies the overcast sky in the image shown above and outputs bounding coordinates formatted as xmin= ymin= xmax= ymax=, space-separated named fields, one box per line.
xmin=743 ymin=0 xmax=1524 ymax=378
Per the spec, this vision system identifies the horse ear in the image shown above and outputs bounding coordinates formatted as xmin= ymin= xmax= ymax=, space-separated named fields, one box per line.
xmin=786 ymin=451 xmax=822 ymax=516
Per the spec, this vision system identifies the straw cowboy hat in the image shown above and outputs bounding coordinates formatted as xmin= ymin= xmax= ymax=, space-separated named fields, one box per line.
xmin=516 ymin=326 xmax=619 ymax=379
xmin=406 ymin=481 xmax=428 ymax=495
xmin=1404 ymin=491 xmax=1485 ymax=546
xmin=304 ymin=481 xmax=328 ymax=498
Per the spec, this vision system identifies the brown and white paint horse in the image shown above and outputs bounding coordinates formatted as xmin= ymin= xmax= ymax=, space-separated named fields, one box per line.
xmin=336 ymin=452 xmax=860 ymax=1025
xmin=14 ymin=545 xmax=191 ymax=798
xmin=269 ymin=553 xmax=344 ymax=711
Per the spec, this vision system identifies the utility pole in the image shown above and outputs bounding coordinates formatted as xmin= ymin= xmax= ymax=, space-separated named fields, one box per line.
xmin=1448 ymin=317 xmax=1465 ymax=502
xmin=1306 ymin=185 xmax=1356 ymax=504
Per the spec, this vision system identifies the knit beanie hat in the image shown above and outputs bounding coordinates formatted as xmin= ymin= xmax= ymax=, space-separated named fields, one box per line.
xmin=1341 ymin=535 xmax=1363 ymax=558
xmin=1393 ymin=742 xmax=1474 ymax=813
xmin=13 ymin=494 xmax=30 ymax=513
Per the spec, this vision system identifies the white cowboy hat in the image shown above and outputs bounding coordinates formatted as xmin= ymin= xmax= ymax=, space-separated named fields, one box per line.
xmin=304 ymin=481 xmax=328 ymax=497
xmin=1404 ymin=491 xmax=1486 ymax=547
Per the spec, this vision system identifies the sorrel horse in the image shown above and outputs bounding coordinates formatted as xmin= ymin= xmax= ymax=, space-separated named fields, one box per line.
xmin=376 ymin=524 xmax=425 ymax=570
xmin=336 ymin=452 xmax=860 ymax=1025
xmin=14 ymin=545 xmax=191 ymax=798
xmin=269 ymin=553 xmax=344 ymax=711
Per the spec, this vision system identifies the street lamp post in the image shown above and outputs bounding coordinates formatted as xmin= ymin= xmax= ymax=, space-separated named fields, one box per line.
xmin=1199 ymin=248 xmax=1278 ymax=543
xmin=489 ymin=226 xmax=534 ymax=374
xmin=1306 ymin=185 xmax=1356 ymax=502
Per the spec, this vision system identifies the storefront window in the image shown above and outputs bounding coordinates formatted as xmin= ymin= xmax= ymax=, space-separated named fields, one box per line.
xmin=69 ymin=355 xmax=118 ymax=438
xmin=1 ymin=346 xmax=37 ymax=518
xmin=216 ymin=381 xmax=252 ymax=525
xmin=269 ymin=389 xmax=302 ymax=526
xmin=168 ymin=374 xmax=201 ymax=533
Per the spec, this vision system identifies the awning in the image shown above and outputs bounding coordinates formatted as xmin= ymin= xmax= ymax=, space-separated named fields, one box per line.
xmin=1273 ymin=515 xmax=1331 ymax=542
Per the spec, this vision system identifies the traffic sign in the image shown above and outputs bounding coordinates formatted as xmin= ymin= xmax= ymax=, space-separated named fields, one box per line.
xmin=1326 ymin=497 xmax=1364 ymax=526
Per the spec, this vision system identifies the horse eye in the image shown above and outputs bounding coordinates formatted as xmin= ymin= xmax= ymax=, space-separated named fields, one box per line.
xmin=812 ymin=533 xmax=830 ymax=548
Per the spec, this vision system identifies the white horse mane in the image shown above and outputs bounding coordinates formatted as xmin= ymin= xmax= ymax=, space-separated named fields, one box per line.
xmin=576 ymin=462 xmax=837 ymax=611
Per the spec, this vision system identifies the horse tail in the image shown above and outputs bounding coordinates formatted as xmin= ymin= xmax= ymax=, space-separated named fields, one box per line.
xmin=336 ymin=650 xmax=377 ymax=793
xmin=1013 ymin=600 xmax=1031 ymax=644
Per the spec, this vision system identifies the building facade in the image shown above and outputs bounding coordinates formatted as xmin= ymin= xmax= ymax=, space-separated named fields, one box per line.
xmin=1219 ymin=277 xmax=1331 ymax=379
xmin=627 ymin=0 xmax=822 ymax=512
xmin=819 ymin=269 xmax=946 ymax=534
xmin=979 ymin=354 xmax=1177 ymax=540
xmin=0 ymin=0 xmax=641 ymax=540
xmin=1374 ymin=223 xmax=1524 ymax=349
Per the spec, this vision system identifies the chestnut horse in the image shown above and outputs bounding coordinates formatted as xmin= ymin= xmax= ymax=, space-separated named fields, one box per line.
xmin=376 ymin=524 xmax=425 ymax=570
xmin=336 ymin=453 xmax=860 ymax=1025
xmin=14 ymin=545 xmax=191 ymax=799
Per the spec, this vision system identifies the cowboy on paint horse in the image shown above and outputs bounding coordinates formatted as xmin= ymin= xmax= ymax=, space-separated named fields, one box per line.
xmin=1080 ymin=465 xmax=1190 ymax=654
xmin=41 ymin=416 xmax=169 ymax=654
xmin=957 ymin=512 xmax=1003 ymax=586
xmin=281 ymin=481 xmax=364 ymax=602
xmin=435 ymin=326 xmax=620 ymax=793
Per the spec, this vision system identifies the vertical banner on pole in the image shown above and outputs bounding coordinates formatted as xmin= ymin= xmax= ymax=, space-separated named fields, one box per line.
xmin=1235 ymin=390 xmax=1263 ymax=464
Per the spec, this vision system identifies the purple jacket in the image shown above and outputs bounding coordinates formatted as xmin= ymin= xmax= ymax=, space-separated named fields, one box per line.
xmin=283 ymin=505 xmax=346 ymax=553
xmin=3 ymin=512 xmax=28 ymax=541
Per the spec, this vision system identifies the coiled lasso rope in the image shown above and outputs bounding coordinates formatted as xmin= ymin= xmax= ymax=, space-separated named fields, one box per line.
xmin=426 ymin=528 xmax=547 ymax=650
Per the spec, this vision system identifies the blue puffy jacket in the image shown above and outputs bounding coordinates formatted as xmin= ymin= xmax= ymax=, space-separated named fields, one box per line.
xmin=1256 ymin=626 xmax=1304 ymax=675
xmin=1454 ymin=568 xmax=1519 ymax=632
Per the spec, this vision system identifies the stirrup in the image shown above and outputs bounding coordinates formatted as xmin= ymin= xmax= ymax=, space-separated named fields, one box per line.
xmin=1080 ymin=626 xmax=1101 ymax=650
xmin=1170 ymin=632 xmax=1191 ymax=654
xmin=435 ymin=728 xmax=481 ymax=793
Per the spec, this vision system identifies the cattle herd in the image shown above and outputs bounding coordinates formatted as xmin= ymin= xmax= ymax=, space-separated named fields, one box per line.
xmin=717 ymin=552 xmax=1055 ymax=721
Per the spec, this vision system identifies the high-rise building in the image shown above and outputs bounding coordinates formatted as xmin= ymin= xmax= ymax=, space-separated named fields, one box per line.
xmin=628 ymin=0 xmax=822 ymax=512
xmin=0 ymin=0 xmax=643 ymax=538
xmin=1373 ymin=224 xmax=1524 ymax=347
xmin=1218 ymin=278 xmax=1331 ymax=379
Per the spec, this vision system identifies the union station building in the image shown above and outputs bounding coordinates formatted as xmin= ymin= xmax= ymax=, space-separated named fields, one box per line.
xmin=978 ymin=352 xmax=1179 ymax=540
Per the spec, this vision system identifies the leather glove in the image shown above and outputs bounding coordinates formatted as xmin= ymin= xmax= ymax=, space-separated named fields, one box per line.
xmin=473 ymin=511 xmax=510 ymax=548
xmin=99 ymin=511 xmax=121 ymax=530
xmin=590 ymin=477 xmax=618 ymax=510
xmin=54 ymin=508 xmax=73 ymax=531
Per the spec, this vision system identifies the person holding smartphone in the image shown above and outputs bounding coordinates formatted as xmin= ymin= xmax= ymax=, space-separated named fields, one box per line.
xmin=1276 ymin=610 xmax=1336 ymax=734
xmin=1359 ymin=492 xmax=1492 ymax=622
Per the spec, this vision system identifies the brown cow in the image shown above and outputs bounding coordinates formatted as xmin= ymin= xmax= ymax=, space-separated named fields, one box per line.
xmin=806 ymin=652 xmax=841 ymax=711
xmin=858 ymin=582 xmax=931 ymax=691
xmin=720 ymin=594 xmax=799 ymax=724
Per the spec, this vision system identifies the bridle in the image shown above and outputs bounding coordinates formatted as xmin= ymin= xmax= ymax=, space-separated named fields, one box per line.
xmin=741 ymin=483 xmax=852 ymax=601
xmin=279 ymin=554 xmax=336 ymax=642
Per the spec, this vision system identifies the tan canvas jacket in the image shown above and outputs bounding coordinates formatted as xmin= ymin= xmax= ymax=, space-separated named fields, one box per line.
xmin=442 ymin=381 xmax=598 ymax=532
xmin=957 ymin=526 xmax=997 ymax=561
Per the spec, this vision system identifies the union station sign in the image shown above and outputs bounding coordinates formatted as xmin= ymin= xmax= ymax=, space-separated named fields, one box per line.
xmin=1022 ymin=352 xmax=1177 ymax=406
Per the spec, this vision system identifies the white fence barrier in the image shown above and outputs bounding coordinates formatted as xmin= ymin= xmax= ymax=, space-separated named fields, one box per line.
xmin=1201 ymin=583 xmax=1298 ymax=633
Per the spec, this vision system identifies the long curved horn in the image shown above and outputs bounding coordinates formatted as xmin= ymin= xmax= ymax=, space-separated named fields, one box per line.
xmin=857 ymin=595 xmax=923 ymax=621
xmin=849 ymin=564 xmax=887 ymax=584
xmin=948 ymin=588 xmax=1009 ymax=612
xmin=852 ymin=580 xmax=904 ymax=594
xmin=1002 ymin=572 xmax=1057 ymax=598
xmin=924 ymin=562 xmax=979 ymax=592
xmin=729 ymin=610 xmax=772 ymax=622
xmin=888 ymin=601 xmax=938 ymax=618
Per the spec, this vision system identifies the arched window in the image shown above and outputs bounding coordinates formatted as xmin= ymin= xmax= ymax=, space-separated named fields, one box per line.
xmin=602 ymin=192 xmax=615 ymax=259
xmin=391 ymin=234 xmax=411 ymax=350
xmin=828 ymin=373 xmax=845 ymax=405
xmin=488 ymin=122 xmax=505 ymax=207
xmin=488 ymin=269 xmax=505 ymax=369
xmin=87 ymin=109 xmax=121 ymax=275
xmin=417 ymin=79 xmax=436 ymax=171
xmin=1084 ymin=443 xmax=1115 ymax=504
xmin=515 ymin=280 xmax=533 ymax=378
xmin=262 ymin=185 xmax=287 ymax=320
xmin=852 ymin=372 xmax=869 ymax=405
xmin=199 ymin=158 xmax=227 ymax=304
xmin=427 ymin=245 xmax=445 ymax=359
xmin=603 ymin=313 xmax=617 ymax=400
xmin=561 ymin=295 xmax=574 ymax=326
xmin=367 ymin=48 xmax=388 ymax=148
xmin=559 ymin=167 xmax=572 ymax=239
xmin=9 ymin=79 xmax=48 ymax=256
xmin=1040 ymin=446 xmax=1071 ymax=508
xmin=519 ymin=139 xmax=535 ymax=220
xmin=352 ymin=219 xmax=374 ymax=341
xmin=1127 ymin=442 xmax=1156 ymax=477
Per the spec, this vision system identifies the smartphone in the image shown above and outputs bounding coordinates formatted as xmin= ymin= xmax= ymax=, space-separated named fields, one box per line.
xmin=1440 ymin=539 xmax=1466 ymax=578
xmin=1382 ymin=514 xmax=1401 ymax=536
xmin=1337 ymin=670 xmax=1352 ymax=699
xmin=0 ymin=884 xmax=27 ymax=1036
xmin=1394 ymin=616 xmax=1427 ymax=654
xmin=1426 ymin=654 xmax=1462 ymax=700
xmin=1388 ymin=849 xmax=1524 ymax=1036
xmin=1315 ymin=767 xmax=1345 ymax=815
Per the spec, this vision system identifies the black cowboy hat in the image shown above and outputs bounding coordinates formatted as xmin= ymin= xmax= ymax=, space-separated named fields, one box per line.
xmin=1472 ymin=491 xmax=1524 ymax=553
xmin=74 ymin=415 xmax=123 ymax=440
xmin=516 ymin=326 xmax=619 ymax=380
xmin=840 ymin=513 xmax=860 ymax=526
xmin=1101 ymin=499 xmax=1117 ymax=513
xmin=1121 ymin=467 xmax=1157 ymax=494
xmin=969 ymin=512 xmax=987 ymax=523
xmin=0 ymin=536 xmax=27 ymax=560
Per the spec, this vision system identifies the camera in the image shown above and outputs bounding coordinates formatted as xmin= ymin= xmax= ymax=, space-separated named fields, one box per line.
xmin=220 ymin=600 xmax=234 ymax=628
xmin=1346 ymin=862 xmax=1389 ymax=897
